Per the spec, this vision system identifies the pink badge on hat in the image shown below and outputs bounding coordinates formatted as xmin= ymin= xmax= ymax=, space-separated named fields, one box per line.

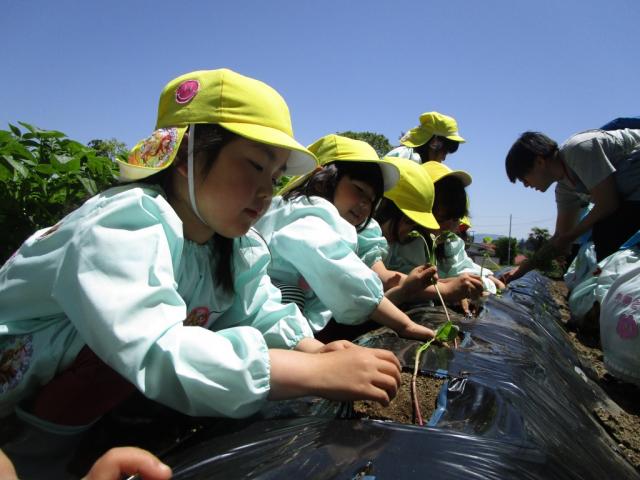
xmin=175 ymin=79 xmax=200 ymax=104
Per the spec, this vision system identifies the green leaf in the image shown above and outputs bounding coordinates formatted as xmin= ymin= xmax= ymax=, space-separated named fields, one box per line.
xmin=35 ymin=164 xmax=55 ymax=175
xmin=2 ymin=155 xmax=29 ymax=178
xmin=435 ymin=321 xmax=459 ymax=342
xmin=79 ymin=176 xmax=97 ymax=195
xmin=8 ymin=123 xmax=21 ymax=137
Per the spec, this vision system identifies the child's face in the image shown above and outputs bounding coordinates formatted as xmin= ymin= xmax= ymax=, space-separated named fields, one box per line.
xmin=194 ymin=137 xmax=289 ymax=237
xmin=333 ymin=175 xmax=376 ymax=227
xmin=396 ymin=216 xmax=418 ymax=242
xmin=433 ymin=207 xmax=460 ymax=234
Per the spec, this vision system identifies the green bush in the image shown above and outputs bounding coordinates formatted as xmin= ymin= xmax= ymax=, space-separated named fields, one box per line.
xmin=0 ymin=122 xmax=119 ymax=263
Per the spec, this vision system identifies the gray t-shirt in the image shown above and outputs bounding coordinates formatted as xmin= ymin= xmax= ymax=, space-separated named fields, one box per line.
xmin=555 ymin=128 xmax=640 ymax=211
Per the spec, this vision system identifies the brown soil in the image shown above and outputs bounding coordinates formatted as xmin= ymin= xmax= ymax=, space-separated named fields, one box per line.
xmin=550 ymin=280 xmax=640 ymax=470
xmin=352 ymin=371 xmax=445 ymax=425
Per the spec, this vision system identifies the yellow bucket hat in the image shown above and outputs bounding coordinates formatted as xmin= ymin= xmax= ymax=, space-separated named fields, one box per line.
xmin=422 ymin=161 xmax=472 ymax=186
xmin=400 ymin=111 xmax=466 ymax=148
xmin=118 ymin=69 xmax=317 ymax=181
xmin=383 ymin=158 xmax=440 ymax=230
xmin=281 ymin=134 xmax=400 ymax=194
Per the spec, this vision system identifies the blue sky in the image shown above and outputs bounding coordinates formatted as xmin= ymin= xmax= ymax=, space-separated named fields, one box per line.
xmin=2 ymin=0 xmax=638 ymax=239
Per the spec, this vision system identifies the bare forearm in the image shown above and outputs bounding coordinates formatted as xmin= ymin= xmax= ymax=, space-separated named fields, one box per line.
xmin=268 ymin=349 xmax=319 ymax=400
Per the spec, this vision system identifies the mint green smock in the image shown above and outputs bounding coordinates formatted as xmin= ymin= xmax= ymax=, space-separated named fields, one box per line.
xmin=357 ymin=219 xmax=389 ymax=267
xmin=254 ymin=196 xmax=384 ymax=332
xmin=358 ymin=229 xmax=497 ymax=293
xmin=437 ymin=234 xmax=497 ymax=293
xmin=0 ymin=184 xmax=313 ymax=419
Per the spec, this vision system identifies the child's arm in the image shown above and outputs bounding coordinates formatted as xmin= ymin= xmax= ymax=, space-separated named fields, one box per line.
xmin=370 ymin=297 xmax=435 ymax=340
xmin=371 ymin=260 xmax=403 ymax=290
xmin=416 ymin=273 xmax=484 ymax=303
xmin=385 ymin=264 xmax=438 ymax=305
xmin=268 ymin=346 xmax=401 ymax=405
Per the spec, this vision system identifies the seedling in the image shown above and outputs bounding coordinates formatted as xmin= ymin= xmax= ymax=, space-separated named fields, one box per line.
xmin=411 ymin=320 xmax=459 ymax=425
xmin=416 ymin=233 xmax=451 ymax=324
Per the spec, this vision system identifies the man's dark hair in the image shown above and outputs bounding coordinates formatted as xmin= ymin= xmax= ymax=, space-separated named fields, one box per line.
xmin=505 ymin=131 xmax=558 ymax=183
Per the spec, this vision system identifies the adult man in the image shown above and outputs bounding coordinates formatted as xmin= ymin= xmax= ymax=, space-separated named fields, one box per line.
xmin=502 ymin=128 xmax=640 ymax=282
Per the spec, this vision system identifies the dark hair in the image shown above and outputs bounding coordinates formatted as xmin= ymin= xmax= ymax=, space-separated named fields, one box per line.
xmin=433 ymin=176 xmax=468 ymax=223
xmin=375 ymin=198 xmax=408 ymax=243
xmin=505 ymin=131 xmax=558 ymax=183
xmin=283 ymin=160 xmax=384 ymax=232
xmin=139 ymin=124 xmax=238 ymax=293
xmin=414 ymin=136 xmax=459 ymax=162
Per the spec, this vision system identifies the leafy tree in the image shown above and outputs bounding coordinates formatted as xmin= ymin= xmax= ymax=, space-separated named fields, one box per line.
xmin=0 ymin=122 xmax=118 ymax=263
xmin=87 ymin=138 xmax=128 ymax=161
xmin=482 ymin=236 xmax=493 ymax=244
xmin=493 ymin=237 xmax=518 ymax=265
xmin=527 ymin=227 xmax=551 ymax=252
xmin=336 ymin=131 xmax=393 ymax=157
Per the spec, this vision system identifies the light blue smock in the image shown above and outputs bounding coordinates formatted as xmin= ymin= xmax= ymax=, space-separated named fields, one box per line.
xmin=384 ymin=233 xmax=496 ymax=292
xmin=357 ymin=219 xmax=389 ymax=267
xmin=254 ymin=196 xmax=384 ymax=332
xmin=437 ymin=234 xmax=497 ymax=293
xmin=0 ymin=184 xmax=313 ymax=419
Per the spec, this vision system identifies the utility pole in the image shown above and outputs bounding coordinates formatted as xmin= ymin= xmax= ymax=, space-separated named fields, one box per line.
xmin=507 ymin=214 xmax=513 ymax=265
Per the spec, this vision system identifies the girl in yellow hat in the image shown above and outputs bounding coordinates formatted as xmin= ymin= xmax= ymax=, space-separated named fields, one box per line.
xmin=0 ymin=70 xmax=402 ymax=470
xmin=387 ymin=111 xmax=466 ymax=164
xmin=255 ymin=134 xmax=436 ymax=342
xmin=357 ymin=158 xmax=484 ymax=307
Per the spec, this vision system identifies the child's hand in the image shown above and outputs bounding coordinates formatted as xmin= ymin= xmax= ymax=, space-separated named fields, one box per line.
xmin=438 ymin=274 xmax=484 ymax=302
xmin=317 ymin=340 xmax=355 ymax=353
xmin=83 ymin=447 xmax=172 ymax=480
xmin=396 ymin=321 xmax=436 ymax=341
xmin=403 ymin=265 xmax=438 ymax=292
xmin=313 ymin=348 xmax=402 ymax=406
xmin=460 ymin=298 xmax=471 ymax=316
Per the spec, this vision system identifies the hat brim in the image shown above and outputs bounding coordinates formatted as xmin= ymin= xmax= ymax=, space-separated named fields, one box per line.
xmin=442 ymin=170 xmax=472 ymax=187
xmin=403 ymin=208 xmax=440 ymax=231
xmin=220 ymin=121 xmax=317 ymax=176
xmin=118 ymin=127 xmax=187 ymax=181
xmin=445 ymin=134 xmax=466 ymax=143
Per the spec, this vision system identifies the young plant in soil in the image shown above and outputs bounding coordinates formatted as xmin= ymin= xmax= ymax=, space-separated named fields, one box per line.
xmin=410 ymin=233 xmax=460 ymax=425
xmin=411 ymin=320 xmax=459 ymax=425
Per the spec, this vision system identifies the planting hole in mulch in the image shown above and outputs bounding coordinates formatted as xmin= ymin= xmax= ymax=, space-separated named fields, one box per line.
xmin=352 ymin=372 xmax=445 ymax=424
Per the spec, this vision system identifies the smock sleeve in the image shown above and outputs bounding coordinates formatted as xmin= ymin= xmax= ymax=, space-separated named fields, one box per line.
xmin=438 ymin=235 xmax=496 ymax=293
xmin=270 ymin=215 xmax=384 ymax=329
xmin=216 ymin=229 xmax=314 ymax=349
xmin=50 ymin=188 xmax=271 ymax=418
xmin=357 ymin=219 xmax=389 ymax=267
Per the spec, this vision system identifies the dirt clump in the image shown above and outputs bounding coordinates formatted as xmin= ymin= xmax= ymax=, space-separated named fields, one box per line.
xmin=353 ymin=372 xmax=445 ymax=424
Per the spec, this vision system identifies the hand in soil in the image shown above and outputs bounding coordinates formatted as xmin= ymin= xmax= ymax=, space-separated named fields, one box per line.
xmin=312 ymin=347 xmax=402 ymax=406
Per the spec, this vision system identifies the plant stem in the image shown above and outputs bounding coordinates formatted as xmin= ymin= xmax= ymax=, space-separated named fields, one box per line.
xmin=411 ymin=338 xmax=433 ymax=426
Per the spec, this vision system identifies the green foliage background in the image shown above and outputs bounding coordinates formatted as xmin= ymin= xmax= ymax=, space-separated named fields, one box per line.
xmin=336 ymin=131 xmax=393 ymax=157
xmin=0 ymin=122 xmax=119 ymax=263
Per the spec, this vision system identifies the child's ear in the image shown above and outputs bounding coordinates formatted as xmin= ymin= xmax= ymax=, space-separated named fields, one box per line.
xmin=174 ymin=134 xmax=190 ymax=178
xmin=175 ymin=158 xmax=188 ymax=178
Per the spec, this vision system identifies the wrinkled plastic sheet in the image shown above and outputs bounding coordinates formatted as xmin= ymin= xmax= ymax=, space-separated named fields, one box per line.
xmin=163 ymin=272 xmax=639 ymax=479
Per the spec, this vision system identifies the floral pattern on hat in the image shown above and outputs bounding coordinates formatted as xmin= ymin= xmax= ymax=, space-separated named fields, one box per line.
xmin=128 ymin=128 xmax=180 ymax=169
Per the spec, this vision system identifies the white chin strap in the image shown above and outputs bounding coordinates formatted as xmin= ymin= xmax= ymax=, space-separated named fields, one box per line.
xmin=187 ymin=124 xmax=208 ymax=225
